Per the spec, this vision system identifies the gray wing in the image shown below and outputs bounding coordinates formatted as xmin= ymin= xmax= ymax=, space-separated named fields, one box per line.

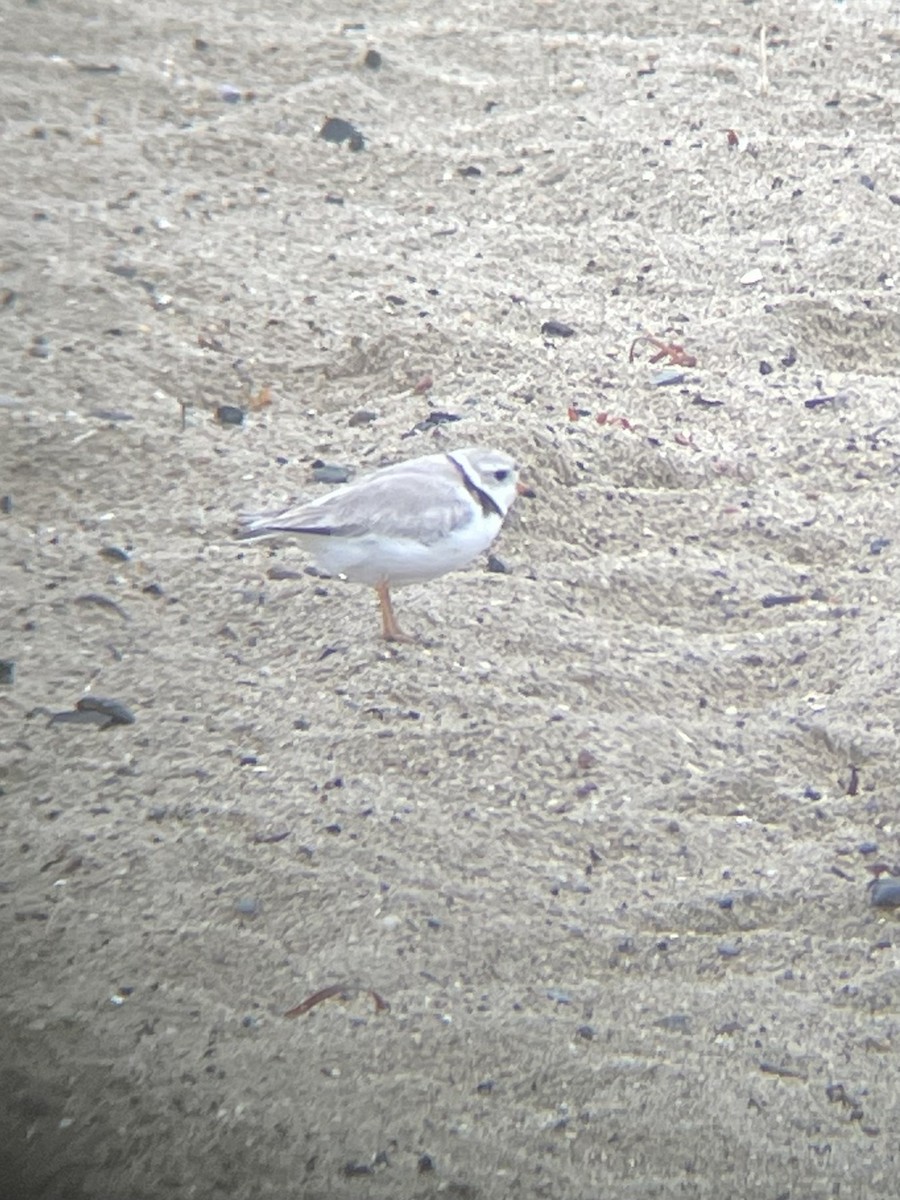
xmin=239 ymin=467 xmax=474 ymax=545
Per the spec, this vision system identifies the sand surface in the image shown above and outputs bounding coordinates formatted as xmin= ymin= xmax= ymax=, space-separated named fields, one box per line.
xmin=2 ymin=2 xmax=900 ymax=1197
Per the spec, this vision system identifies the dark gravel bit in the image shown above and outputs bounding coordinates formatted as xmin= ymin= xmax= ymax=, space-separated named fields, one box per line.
xmin=363 ymin=49 xmax=382 ymax=69
xmin=100 ymin=545 xmax=131 ymax=562
xmin=320 ymin=117 xmax=365 ymax=152
xmin=413 ymin=411 xmax=461 ymax=432
xmin=348 ymin=409 xmax=378 ymax=427
xmin=718 ymin=942 xmax=741 ymax=958
xmin=759 ymin=360 xmax=773 ymax=375
xmin=656 ymin=1013 xmax=691 ymax=1032
xmin=216 ymin=404 xmax=245 ymax=426
xmin=805 ymin=395 xmax=836 ymax=410
xmin=486 ymin=554 xmax=510 ymax=574
xmin=458 ymin=165 xmax=482 ymax=178
xmin=869 ymin=537 xmax=891 ymax=555
xmin=343 ymin=1163 xmax=374 ymax=1178
xmin=0 ymin=660 xmax=14 ymax=685
xmin=311 ymin=462 xmax=353 ymax=485
xmin=76 ymin=696 xmax=135 ymax=726
xmin=1 ymin=495 xmax=12 ymax=514
xmin=761 ymin=593 xmax=804 ymax=608
xmin=541 ymin=320 xmax=575 ymax=338
xmin=234 ymin=898 xmax=261 ymax=917
xmin=575 ymin=1024 xmax=595 ymax=1040
xmin=417 ymin=1155 xmax=435 ymax=1174
xmin=869 ymin=879 xmax=900 ymax=908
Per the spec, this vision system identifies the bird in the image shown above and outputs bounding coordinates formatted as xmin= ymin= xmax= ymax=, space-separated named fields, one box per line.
xmin=238 ymin=446 xmax=527 ymax=643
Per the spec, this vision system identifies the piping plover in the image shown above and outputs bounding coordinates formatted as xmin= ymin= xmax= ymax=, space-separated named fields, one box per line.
xmin=238 ymin=446 xmax=526 ymax=642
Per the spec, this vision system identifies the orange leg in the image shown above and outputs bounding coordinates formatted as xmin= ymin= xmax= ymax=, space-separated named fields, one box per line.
xmin=374 ymin=581 xmax=415 ymax=643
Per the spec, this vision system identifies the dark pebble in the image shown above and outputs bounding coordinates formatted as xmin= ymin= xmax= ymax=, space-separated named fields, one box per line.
xmin=761 ymin=594 xmax=804 ymax=608
xmin=239 ymin=754 xmax=258 ymax=766
xmin=348 ymin=409 xmax=378 ymax=427
xmin=267 ymin=565 xmax=304 ymax=580
xmin=858 ymin=842 xmax=878 ymax=855
xmin=486 ymin=554 xmax=510 ymax=574
xmin=100 ymin=546 xmax=131 ymax=562
xmin=417 ymin=1155 xmax=435 ymax=1174
xmin=29 ymin=337 xmax=51 ymax=359
xmin=90 ymin=409 xmax=134 ymax=422
xmin=575 ymin=1024 xmax=595 ymax=1040
xmin=869 ymin=879 xmax=900 ymax=909
xmin=234 ymin=898 xmax=261 ymax=917
xmin=216 ymin=404 xmax=245 ymax=426
xmin=0 ymin=660 xmax=14 ymax=686
xmin=413 ymin=411 xmax=460 ymax=431
xmin=859 ymin=174 xmax=875 ymax=191
xmin=781 ymin=348 xmax=797 ymax=366
xmin=759 ymin=360 xmax=773 ymax=375
xmin=476 ymin=1079 xmax=495 ymax=1093
xmin=804 ymin=786 xmax=822 ymax=801
xmin=76 ymin=696 xmax=135 ymax=725
xmin=458 ymin=165 xmax=482 ymax=178
xmin=324 ymin=823 xmax=342 ymax=834
xmin=805 ymin=395 xmax=835 ymax=410
xmin=869 ymin=537 xmax=891 ymax=556
xmin=541 ymin=320 xmax=575 ymax=338
xmin=343 ymin=1163 xmax=374 ymax=1177
xmin=656 ymin=1013 xmax=691 ymax=1032
xmin=363 ymin=49 xmax=382 ymax=69
xmin=718 ymin=942 xmax=741 ymax=958
xmin=320 ymin=117 xmax=365 ymax=152
xmin=311 ymin=462 xmax=352 ymax=485
xmin=219 ymin=83 xmax=241 ymax=103
xmin=1 ymin=495 xmax=12 ymax=514
xmin=717 ymin=895 xmax=734 ymax=910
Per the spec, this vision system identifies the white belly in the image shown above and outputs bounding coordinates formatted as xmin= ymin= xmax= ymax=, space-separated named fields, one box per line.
xmin=295 ymin=515 xmax=503 ymax=587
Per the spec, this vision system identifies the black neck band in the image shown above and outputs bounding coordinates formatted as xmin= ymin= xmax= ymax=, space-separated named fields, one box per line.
xmin=446 ymin=454 xmax=503 ymax=519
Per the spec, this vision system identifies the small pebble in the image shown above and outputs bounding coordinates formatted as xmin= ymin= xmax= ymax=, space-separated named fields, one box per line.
xmin=575 ymin=1024 xmax=595 ymax=1040
xmin=414 ymin=411 xmax=460 ymax=432
xmin=100 ymin=546 xmax=130 ymax=562
xmin=1 ymin=495 xmax=12 ymax=513
xmin=348 ymin=409 xmax=378 ymax=427
xmin=363 ymin=49 xmax=382 ymax=69
xmin=234 ymin=898 xmax=261 ymax=917
xmin=859 ymin=174 xmax=875 ymax=191
xmin=216 ymin=404 xmax=245 ymax=426
xmin=0 ymin=660 xmax=14 ymax=685
xmin=311 ymin=462 xmax=353 ymax=485
xmin=546 ymin=988 xmax=572 ymax=1004
xmin=541 ymin=320 xmax=575 ymax=338
xmin=870 ymin=879 xmax=900 ymax=909
xmin=486 ymin=554 xmax=510 ymax=574
xmin=219 ymin=83 xmax=241 ymax=103
xmin=76 ymin=696 xmax=135 ymax=726
xmin=858 ymin=842 xmax=878 ymax=855
xmin=417 ymin=1155 xmax=435 ymax=1174
xmin=656 ymin=1013 xmax=691 ymax=1032
xmin=29 ymin=336 xmax=51 ymax=359
xmin=869 ymin=538 xmax=891 ymax=556
xmin=718 ymin=942 xmax=741 ymax=958
xmin=320 ymin=117 xmax=365 ymax=152
xmin=759 ymin=361 xmax=773 ymax=375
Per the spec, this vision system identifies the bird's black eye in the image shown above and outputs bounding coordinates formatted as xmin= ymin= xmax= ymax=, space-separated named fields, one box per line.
xmin=493 ymin=469 xmax=509 ymax=482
